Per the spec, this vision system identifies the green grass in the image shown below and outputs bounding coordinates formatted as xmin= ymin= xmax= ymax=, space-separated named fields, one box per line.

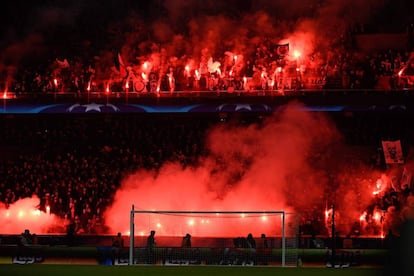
xmin=0 ymin=265 xmax=383 ymax=276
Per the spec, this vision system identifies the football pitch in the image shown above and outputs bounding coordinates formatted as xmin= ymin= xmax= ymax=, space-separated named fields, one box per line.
xmin=0 ymin=265 xmax=383 ymax=276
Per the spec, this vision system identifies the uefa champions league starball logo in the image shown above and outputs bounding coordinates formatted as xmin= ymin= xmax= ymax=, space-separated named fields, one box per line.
xmin=66 ymin=103 xmax=120 ymax=113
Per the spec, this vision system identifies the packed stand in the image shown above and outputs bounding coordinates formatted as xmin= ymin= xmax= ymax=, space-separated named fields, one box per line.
xmin=0 ymin=114 xmax=212 ymax=234
xmin=5 ymin=43 xmax=414 ymax=96
xmin=0 ymin=111 xmax=413 ymax=236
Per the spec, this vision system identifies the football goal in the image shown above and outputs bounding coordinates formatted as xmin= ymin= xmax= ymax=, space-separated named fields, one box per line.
xmin=128 ymin=205 xmax=300 ymax=267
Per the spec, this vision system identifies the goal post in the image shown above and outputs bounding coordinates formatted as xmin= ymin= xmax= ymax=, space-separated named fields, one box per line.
xmin=129 ymin=205 xmax=299 ymax=266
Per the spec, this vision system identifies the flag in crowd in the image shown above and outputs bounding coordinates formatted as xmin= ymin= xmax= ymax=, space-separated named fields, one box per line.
xmin=382 ymin=140 xmax=404 ymax=164
xmin=276 ymin=43 xmax=289 ymax=57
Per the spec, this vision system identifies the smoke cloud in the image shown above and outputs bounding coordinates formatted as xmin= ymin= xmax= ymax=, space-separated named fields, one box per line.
xmin=0 ymin=102 xmax=412 ymax=237
xmin=0 ymin=196 xmax=63 ymax=235
xmin=103 ymin=101 xmax=414 ymax=238
xmin=0 ymin=1 xmax=390 ymax=85
xmin=2 ymin=1 xmax=411 ymax=237
xmin=103 ymin=102 xmax=379 ymax=237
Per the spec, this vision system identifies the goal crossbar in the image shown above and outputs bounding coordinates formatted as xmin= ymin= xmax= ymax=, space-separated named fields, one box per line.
xmin=129 ymin=205 xmax=287 ymax=266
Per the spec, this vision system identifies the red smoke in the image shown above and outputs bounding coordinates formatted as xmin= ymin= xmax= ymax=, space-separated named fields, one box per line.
xmin=2 ymin=102 xmax=413 ymax=237
xmin=104 ymin=102 xmax=414 ymax=238
xmin=0 ymin=196 xmax=64 ymax=235
xmin=103 ymin=102 xmax=360 ymax=237
xmin=0 ymin=1 xmax=390 ymax=89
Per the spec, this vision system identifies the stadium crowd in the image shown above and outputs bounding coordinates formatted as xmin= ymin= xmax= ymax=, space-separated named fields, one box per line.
xmin=7 ymin=44 xmax=414 ymax=96
xmin=2 ymin=1 xmax=414 ymax=96
xmin=0 ymin=114 xmax=210 ymax=234
xmin=0 ymin=111 xmax=413 ymax=236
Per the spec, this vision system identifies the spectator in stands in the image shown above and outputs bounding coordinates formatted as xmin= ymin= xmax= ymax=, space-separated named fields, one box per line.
xmin=1 ymin=103 xmax=414 ymax=239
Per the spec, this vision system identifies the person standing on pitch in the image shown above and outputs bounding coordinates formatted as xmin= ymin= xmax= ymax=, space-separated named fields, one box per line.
xmin=146 ymin=230 xmax=156 ymax=264
xmin=181 ymin=233 xmax=192 ymax=248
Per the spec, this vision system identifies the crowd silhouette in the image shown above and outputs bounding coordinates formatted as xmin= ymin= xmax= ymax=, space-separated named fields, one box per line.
xmin=6 ymin=45 xmax=414 ymax=97
xmin=0 ymin=110 xmax=413 ymax=236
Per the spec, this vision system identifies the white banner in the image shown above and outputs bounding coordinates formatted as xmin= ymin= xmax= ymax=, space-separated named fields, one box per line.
xmin=382 ymin=140 xmax=404 ymax=164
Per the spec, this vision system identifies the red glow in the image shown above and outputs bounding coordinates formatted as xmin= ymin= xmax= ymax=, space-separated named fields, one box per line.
xmin=104 ymin=103 xmax=341 ymax=236
xmin=359 ymin=212 xmax=366 ymax=221
xmin=216 ymin=68 xmax=222 ymax=77
xmin=373 ymin=211 xmax=381 ymax=222
xmin=142 ymin=61 xmax=152 ymax=73
xmin=0 ymin=103 xmax=405 ymax=238
xmin=0 ymin=197 xmax=64 ymax=234
xmin=2 ymin=86 xmax=8 ymax=99
xmin=325 ymin=208 xmax=332 ymax=220
xmin=1 ymin=1 xmax=410 ymax=238
xmin=128 ymin=211 xmax=287 ymax=238
xmin=372 ymin=175 xmax=387 ymax=195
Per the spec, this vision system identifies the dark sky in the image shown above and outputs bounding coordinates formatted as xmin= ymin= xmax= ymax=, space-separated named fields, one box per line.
xmin=1 ymin=0 xmax=411 ymax=40
xmin=0 ymin=0 xmax=413 ymax=71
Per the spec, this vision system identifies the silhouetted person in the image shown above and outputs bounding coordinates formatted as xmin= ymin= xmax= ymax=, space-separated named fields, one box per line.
xmin=19 ymin=229 xmax=33 ymax=246
xmin=246 ymin=233 xmax=256 ymax=249
xmin=260 ymin=234 xmax=269 ymax=248
xmin=245 ymin=233 xmax=257 ymax=265
xmin=257 ymin=233 xmax=270 ymax=265
xmin=181 ymin=233 xmax=191 ymax=248
xmin=111 ymin=232 xmax=124 ymax=264
xmin=384 ymin=229 xmax=396 ymax=250
xmin=66 ymin=221 xmax=77 ymax=246
xmin=17 ymin=229 xmax=37 ymax=259
xmin=341 ymin=234 xmax=354 ymax=267
xmin=146 ymin=230 xmax=156 ymax=264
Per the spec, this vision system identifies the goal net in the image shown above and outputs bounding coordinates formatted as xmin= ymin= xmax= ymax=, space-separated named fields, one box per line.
xmin=128 ymin=206 xmax=300 ymax=267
